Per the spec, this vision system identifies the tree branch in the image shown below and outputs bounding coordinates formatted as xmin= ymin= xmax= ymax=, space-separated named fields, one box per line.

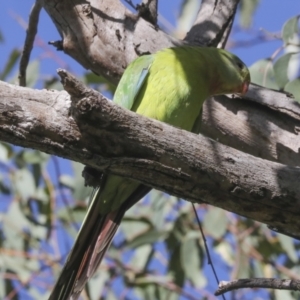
xmin=201 ymin=84 xmax=300 ymax=167
xmin=19 ymin=0 xmax=42 ymax=86
xmin=138 ymin=0 xmax=158 ymax=26
xmin=1 ymin=74 xmax=300 ymax=238
xmin=184 ymin=0 xmax=240 ymax=46
xmin=41 ymin=0 xmax=179 ymax=84
xmin=38 ymin=1 xmax=300 ymax=167
xmin=41 ymin=0 xmax=240 ymax=83
xmin=215 ymin=278 xmax=300 ymax=296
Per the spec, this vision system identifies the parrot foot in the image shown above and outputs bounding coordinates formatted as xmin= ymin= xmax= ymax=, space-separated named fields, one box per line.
xmin=82 ymin=166 xmax=103 ymax=188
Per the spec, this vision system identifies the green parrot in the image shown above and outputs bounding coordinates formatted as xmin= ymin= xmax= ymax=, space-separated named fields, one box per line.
xmin=49 ymin=46 xmax=250 ymax=300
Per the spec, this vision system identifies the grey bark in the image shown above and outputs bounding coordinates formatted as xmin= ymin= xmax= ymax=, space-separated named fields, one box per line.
xmin=1 ymin=72 xmax=300 ymax=238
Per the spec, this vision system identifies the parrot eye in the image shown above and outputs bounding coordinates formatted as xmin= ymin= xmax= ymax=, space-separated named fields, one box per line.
xmin=236 ymin=61 xmax=244 ymax=70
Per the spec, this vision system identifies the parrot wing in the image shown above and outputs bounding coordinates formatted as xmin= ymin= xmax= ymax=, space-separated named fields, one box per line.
xmin=113 ymin=54 xmax=154 ymax=110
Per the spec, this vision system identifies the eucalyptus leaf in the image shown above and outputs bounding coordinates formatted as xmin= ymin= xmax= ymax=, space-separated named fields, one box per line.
xmin=215 ymin=241 xmax=234 ymax=266
xmin=0 ymin=48 xmax=21 ymax=80
xmin=155 ymin=286 xmax=178 ymax=300
xmin=273 ymin=52 xmax=297 ymax=89
xmin=2 ymin=202 xmax=30 ymax=248
xmin=282 ymin=15 xmax=300 ymax=45
xmin=168 ymin=245 xmax=184 ymax=287
xmin=29 ymin=224 xmax=47 ymax=240
xmin=235 ymin=244 xmax=250 ymax=278
xmin=285 ymin=78 xmax=300 ymax=101
xmin=0 ymin=142 xmax=11 ymax=161
xmin=72 ymin=161 xmax=92 ymax=201
xmin=58 ymin=205 xmax=86 ymax=225
xmin=105 ymin=290 xmax=119 ymax=300
xmin=22 ymin=150 xmax=49 ymax=164
xmin=121 ymin=218 xmax=151 ymax=240
xmin=239 ymin=0 xmax=260 ymax=28
xmin=176 ymin=0 xmax=201 ymax=35
xmin=88 ymin=268 xmax=110 ymax=300
xmin=0 ymin=177 xmax=10 ymax=195
xmin=249 ymin=58 xmax=278 ymax=89
xmin=28 ymin=287 xmax=48 ymax=300
xmin=203 ymin=207 xmax=228 ymax=239
xmin=0 ymin=142 xmax=13 ymax=158
xmin=0 ymin=274 xmax=4 ymax=299
xmin=129 ymin=244 xmax=153 ymax=269
xmin=181 ymin=235 xmax=206 ymax=288
xmin=59 ymin=174 xmax=75 ymax=189
xmin=252 ymin=260 xmax=264 ymax=278
xmin=34 ymin=187 xmax=49 ymax=202
xmin=13 ymin=168 xmax=36 ymax=201
xmin=4 ymin=278 xmax=14 ymax=300
xmin=31 ymin=163 xmax=42 ymax=188
xmin=277 ymin=234 xmax=297 ymax=263
xmin=26 ymin=60 xmax=40 ymax=88
xmin=125 ymin=228 xmax=167 ymax=249
xmin=275 ymin=289 xmax=294 ymax=300
xmin=141 ymin=285 xmax=158 ymax=300
xmin=148 ymin=190 xmax=168 ymax=229
xmin=284 ymin=34 xmax=300 ymax=80
xmin=2 ymin=254 xmax=32 ymax=283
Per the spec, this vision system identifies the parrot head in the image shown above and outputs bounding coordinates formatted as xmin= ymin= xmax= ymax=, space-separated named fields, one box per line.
xmin=207 ymin=48 xmax=250 ymax=96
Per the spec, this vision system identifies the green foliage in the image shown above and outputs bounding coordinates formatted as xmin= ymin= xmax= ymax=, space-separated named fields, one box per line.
xmin=239 ymin=0 xmax=260 ymax=28
xmin=0 ymin=29 xmax=3 ymax=43
xmin=0 ymin=48 xmax=21 ymax=81
xmin=282 ymin=15 xmax=300 ymax=45
xmin=176 ymin=0 xmax=201 ymax=36
xmin=249 ymin=15 xmax=300 ymax=102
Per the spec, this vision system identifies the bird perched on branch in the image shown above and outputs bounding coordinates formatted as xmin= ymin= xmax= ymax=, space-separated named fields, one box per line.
xmin=49 ymin=46 xmax=250 ymax=300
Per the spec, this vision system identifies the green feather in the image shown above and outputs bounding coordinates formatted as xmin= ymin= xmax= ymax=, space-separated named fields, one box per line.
xmin=114 ymin=54 xmax=154 ymax=110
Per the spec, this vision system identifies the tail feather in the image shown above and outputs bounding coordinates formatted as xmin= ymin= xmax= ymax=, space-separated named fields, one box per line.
xmin=49 ymin=183 xmax=150 ymax=300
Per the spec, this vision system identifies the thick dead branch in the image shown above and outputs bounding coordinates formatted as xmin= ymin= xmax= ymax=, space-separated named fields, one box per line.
xmin=1 ymin=75 xmax=300 ymax=238
xmin=41 ymin=0 xmax=239 ymax=83
xmin=215 ymin=278 xmax=300 ymax=296
xmin=184 ymin=0 xmax=240 ymax=46
xmin=41 ymin=0 xmax=179 ymax=84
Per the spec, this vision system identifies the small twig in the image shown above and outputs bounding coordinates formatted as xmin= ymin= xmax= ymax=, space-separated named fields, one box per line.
xmin=215 ymin=278 xmax=300 ymax=296
xmin=192 ymin=204 xmax=226 ymax=300
xmin=18 ymin=0 xmax=42 ymax=87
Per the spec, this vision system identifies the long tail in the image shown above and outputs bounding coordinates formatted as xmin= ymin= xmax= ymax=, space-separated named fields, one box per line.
xmin=49 ymin=181 xmax=150 ymax=300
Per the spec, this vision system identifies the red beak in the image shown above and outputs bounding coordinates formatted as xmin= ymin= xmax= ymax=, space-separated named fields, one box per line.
xmin=241 ymin=80 xmax=250 ymax=95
